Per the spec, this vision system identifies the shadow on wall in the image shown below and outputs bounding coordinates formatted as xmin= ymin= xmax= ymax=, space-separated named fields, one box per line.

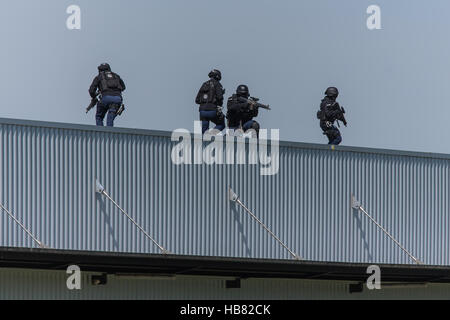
xmin=352 ymin=208 xmax=373 ymax=262
xmin=97 ymin=193 xmax=120 ymax=251
xmin=231 ymin=202 xmax=252 ymax=258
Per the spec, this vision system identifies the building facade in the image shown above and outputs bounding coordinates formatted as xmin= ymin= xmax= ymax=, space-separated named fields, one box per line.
xmin=0 ymin=118 xmax=448 ymax=266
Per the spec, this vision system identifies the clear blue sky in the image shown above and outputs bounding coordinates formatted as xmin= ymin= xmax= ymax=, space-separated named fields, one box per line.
xmin=0 ymin=0 xmax=448 ymax=153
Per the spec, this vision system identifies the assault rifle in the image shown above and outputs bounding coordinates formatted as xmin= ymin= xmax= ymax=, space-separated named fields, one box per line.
xmin=334 ymin=105 xmax=347 ymax=127
xmin=237 ymin=96 xmax=271 ymax=111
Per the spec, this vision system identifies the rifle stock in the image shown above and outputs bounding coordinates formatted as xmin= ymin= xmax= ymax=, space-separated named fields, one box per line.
xmin=117 ymin=104 xmax=125 ymax=116
xmin=86 ymin=93 xmax=100 ymax=113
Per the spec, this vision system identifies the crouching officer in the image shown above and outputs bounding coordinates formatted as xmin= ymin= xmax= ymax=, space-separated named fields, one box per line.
xmin=226 ymin=84 xmax=260 ymax=135
xmin=88 ymin=63 xmax=126 ymax=127
xmin=195 ymin=69 xmax=226 ymax=134
xmin=317 ymin=87 xmax=347 ymax=145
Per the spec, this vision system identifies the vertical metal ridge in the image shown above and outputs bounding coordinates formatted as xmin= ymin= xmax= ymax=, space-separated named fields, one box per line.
xmin=0 ymin=124 xmax=448 ymax=264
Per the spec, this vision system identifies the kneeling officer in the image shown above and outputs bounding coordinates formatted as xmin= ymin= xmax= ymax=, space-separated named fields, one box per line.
xmin=88 ymin=63 xmax=126 ymax=127
xmin=227 ymin=85 xmax=263 ymax=135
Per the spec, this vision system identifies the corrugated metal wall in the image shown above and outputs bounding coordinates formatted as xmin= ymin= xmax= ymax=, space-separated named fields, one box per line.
xmin=0 ymin=118 xmax=448 ymax=265
xmin=0 ymin=268 xmax=449 ymax=300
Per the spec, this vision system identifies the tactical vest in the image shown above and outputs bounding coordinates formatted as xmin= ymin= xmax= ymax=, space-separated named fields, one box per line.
xmin=317 ymin=100 xmax=336 ymax=121
xmin=99 ymin=71 xmax=124 ymax=93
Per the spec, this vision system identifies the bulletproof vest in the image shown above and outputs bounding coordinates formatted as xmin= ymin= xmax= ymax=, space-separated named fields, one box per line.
xmin=196 ymin=80 xmax=217 ymax=105
xmin=317 ymin=99 xmax=336 ymax=121
xmin=99 ymin=71 xmax=123 ymax=93
xmin=227 ymin=94 xmax=248 ymax=119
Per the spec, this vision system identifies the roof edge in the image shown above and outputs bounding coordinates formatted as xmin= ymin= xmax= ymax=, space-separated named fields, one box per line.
xmin=0 ymin=117 xmax=448 ymax=161
xmin=0 ymin=247 xmax=449 ymax=283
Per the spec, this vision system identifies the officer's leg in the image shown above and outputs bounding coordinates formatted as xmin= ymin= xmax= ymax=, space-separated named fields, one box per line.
xmin=242 ymin=120 xmax=253 ymax=131
xmin=106 ymin=104 xmax=119 ymax=127
xmin=243 ymin=120 xmax=259 ymax=137
xmin=226 ymin=119 xmax=239 ymax=136
xmin=200 ymin=110 xmax=217 ymax=134
xmin=199 ymin=111 xmax=210 ymax=134
xmin=227 ymin=118 xmax=239 ymax=130
xmin=327 ymin=127 xmax=342 ymax=145
xmin=323 ymin=130 xmax=332 ymax=144
xmin=201 ymin=121 xmax=210 ymax=134
xmin=330 ymin=133 xmax=342 ymax=145
xmin=105 ymin=96 xmax=123 ymax=127
xmin=211 ymin=113 xmax=225 ymax=132
xmin=95 ymin=102 xmax=108 ymax=126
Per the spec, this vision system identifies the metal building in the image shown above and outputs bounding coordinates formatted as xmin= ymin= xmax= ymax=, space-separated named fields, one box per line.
xmin=0 ymin=117 xmax=448 ymax=265
xmin=0 ymin=117 xmax=449 ymax=299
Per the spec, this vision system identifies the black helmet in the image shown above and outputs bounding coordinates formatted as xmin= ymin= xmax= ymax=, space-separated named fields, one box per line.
xmin=325 ymin=87 xmax=339 ymax=98
xmin=208 ymin=69 xmax=221 ymax=81
xmin=98 ymin=63 xmax=111 ymax=72
xmin=236 ymin=84 xmax=249 ymax=97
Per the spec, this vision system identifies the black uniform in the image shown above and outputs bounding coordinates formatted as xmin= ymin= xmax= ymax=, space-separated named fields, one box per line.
xmin=89 ymin=63 xmax=126 ymax=127
xmin=226 ymin=94 xmax=259 ymax=130
xmin=195 ymin=70 xmax=225 ymax=134
xmin=318 ymin=96 xmax=343 ymax=145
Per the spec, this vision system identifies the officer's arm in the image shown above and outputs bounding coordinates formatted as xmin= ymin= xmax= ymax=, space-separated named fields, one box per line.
xmin=227 ymin=99 xmax=242 ymax=113
xmin=227 ymin=100 xmax=238 ymax=112
xmin=120 ymin=77 xmax=126 ymax=91
xmin=89 ymin=76 xmax=99 ymax=98
xmin=215 ymin=83 xmax=224 ymax=106
xmin=323 ymin=103 xmax=339 ymax=119
xmin=330 ymin=103 xmax=343 ymax=119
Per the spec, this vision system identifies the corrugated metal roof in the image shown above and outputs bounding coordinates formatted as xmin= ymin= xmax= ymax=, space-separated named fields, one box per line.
xmin=0 ymin=117 xmax=448 ymax=265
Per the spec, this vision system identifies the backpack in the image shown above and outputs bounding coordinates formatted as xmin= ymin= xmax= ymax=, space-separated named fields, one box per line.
xmin=195 ymin=80 xmax=216 ymax=105
xmin=317 ymin=100 xmax=335 ymax=121
xmin=99 ymin=71 xmax=123 ymax=92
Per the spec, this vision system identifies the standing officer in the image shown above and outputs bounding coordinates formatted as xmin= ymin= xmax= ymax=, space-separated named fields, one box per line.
xmin=317 ymin=87 xmax=347 ymax=145
xmin=88 ymin=63 xmax=126 ymax=127
xmin=226 ymin=84 xmax=260 ymax=135
xmin=195 ymin=69 xmax=226 ymax=134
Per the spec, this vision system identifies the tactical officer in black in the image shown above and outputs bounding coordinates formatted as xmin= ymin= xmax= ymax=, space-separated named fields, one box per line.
xmin=195 ymin=69 xmax=226 ymax=134
xmin=226 ymin=85 xmax=260 ymax=135
xmin=317 ymin=87 xmax=347 ymax=145
xmin=89 ymin=63 xmax=126 ymax=127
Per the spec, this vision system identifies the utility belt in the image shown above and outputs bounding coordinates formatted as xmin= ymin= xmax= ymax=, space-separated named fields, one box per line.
xmin=320 ymin=120 xmax=337 ymax=130
xmin=199 ymin=103 xmax=219 ymax=111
